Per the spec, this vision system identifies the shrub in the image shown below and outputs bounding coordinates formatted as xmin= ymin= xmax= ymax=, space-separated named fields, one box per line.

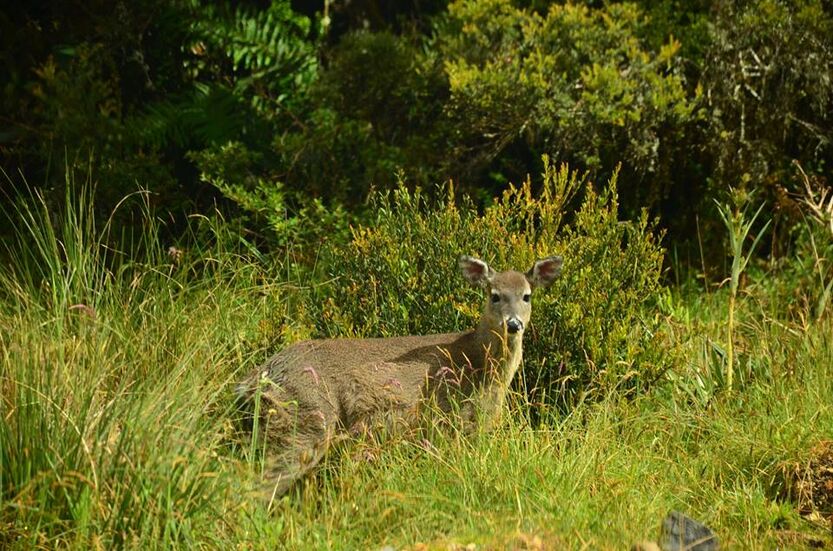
xmin=2 ymin=0 xmax=319 ymax=228
xmin=645 ymin=0 xmax=833 ymax=271
xmin=190 ymin=141 xmax=351 ymax=252
xmin=701 ymin=0 xmax=833 ymax=208
xmin=275 ymin=30 xmax=449 ymax=203
xmin=439 ymin=0 xmax=696 ymax=206
xmin=314 ymin=159 xmax=669 ymax=409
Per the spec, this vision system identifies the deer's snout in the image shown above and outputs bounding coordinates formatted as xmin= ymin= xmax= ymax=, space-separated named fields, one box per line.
xmin=506 ymin=317 xmax=524 ymax=334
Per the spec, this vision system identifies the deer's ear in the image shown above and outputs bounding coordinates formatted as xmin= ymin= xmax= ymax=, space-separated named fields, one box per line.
xmin=459 ymin=255 xmax=495 ymax=288
xmin=526 ymin=256 xmax=563 ymax=289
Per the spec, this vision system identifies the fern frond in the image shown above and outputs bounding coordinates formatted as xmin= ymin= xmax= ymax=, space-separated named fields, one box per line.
xmin=191 ymin=0 xmax=317 ymax=109
xmin=130 ymin=85 xmax=247 ymax=150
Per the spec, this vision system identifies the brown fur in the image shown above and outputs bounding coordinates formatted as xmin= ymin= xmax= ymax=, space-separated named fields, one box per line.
xmin=236 ymin=255 xmax=562 ymax=500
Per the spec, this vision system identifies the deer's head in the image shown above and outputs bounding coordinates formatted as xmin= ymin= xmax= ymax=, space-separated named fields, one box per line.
xmin=459 ymin=255 xmax=562 ymax=340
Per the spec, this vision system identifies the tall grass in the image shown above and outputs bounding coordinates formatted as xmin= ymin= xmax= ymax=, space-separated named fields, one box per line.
xmin=231 ymin=303 xmax=833 ymax=549
xmin=0 ymin=180 xmax=284 ymax=548
xmin=1 ymin=179 xmax=831 ymax=549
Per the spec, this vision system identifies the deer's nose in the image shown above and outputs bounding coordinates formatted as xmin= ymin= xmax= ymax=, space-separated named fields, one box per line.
xmin=506 ymin=317 xmax=523 ymax=334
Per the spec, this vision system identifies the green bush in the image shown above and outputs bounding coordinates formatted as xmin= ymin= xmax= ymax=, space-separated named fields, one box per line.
xmin=314 ymin=159 xmax=669 ymax=409
xmin=190 ymin=141 xmax=351 ymax=251
xmin=439 ymin=0 xmax=696 ymax=206
xmin=275 ymin=30 xmax=448 ymax=203
xmin=2 ymin=0 xmax=319 ymax=224
xmin=701 ymin=0 xmax=833 ymax=206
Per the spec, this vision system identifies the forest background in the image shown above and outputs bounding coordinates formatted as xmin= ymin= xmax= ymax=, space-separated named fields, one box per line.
xmin=2 ymin=0 xmax=833 ymax=548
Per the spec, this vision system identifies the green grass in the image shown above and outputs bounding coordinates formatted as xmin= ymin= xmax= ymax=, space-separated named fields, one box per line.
xmin=1 ymin=188 xmax=832 ymax=549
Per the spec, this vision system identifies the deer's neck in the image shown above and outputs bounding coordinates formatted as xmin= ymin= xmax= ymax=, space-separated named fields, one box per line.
xmin=456 ymin=322 xmax=524 ymax=431
xmin=474 ymin=322 xmax=524 ymax=388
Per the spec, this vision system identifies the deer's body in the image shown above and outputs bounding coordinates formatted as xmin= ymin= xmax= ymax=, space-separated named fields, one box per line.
xmin=236 ymin=256 xmax=562 ymax=499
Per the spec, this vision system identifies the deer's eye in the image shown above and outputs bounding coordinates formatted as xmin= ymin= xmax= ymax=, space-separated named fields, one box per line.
xmin=491 ymin=293 xmax=500 ymax=304
xmin=523 ymin=294 xmax=531 ymax=303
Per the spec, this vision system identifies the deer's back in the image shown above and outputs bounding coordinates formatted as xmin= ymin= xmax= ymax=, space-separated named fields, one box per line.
xmin=241 ymin=331 xmax=483 ymax=430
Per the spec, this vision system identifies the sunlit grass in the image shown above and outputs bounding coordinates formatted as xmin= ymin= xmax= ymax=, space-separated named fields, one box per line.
xmin=0 ymin=183 xmax=279 ymax=548
xmin=1 ymin=183 xmax=831 ymax=549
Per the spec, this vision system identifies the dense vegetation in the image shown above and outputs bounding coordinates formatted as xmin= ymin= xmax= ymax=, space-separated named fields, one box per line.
xmin=2 ymin=0 xmax=833 ymax=548
xmin=4 ymin=0 xmax=831 ymax=250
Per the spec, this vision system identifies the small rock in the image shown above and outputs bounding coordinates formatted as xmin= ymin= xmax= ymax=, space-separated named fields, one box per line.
xmin=631 ymin=541 xmax=661 ymax=551
xmin=659 ymin=511 xmax=719 ymax=551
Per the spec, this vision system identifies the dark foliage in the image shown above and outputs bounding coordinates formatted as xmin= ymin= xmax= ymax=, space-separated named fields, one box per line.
xmin=1 ymin=0 xmax=831 ymax=271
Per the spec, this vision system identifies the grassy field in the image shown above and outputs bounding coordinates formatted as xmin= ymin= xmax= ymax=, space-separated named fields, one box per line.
xmin=1 ymin=190 xmax=832 ymax=549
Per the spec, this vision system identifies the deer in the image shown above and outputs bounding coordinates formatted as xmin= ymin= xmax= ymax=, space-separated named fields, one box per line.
xmin=236 ymin=255 xmax=563 ymax=501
